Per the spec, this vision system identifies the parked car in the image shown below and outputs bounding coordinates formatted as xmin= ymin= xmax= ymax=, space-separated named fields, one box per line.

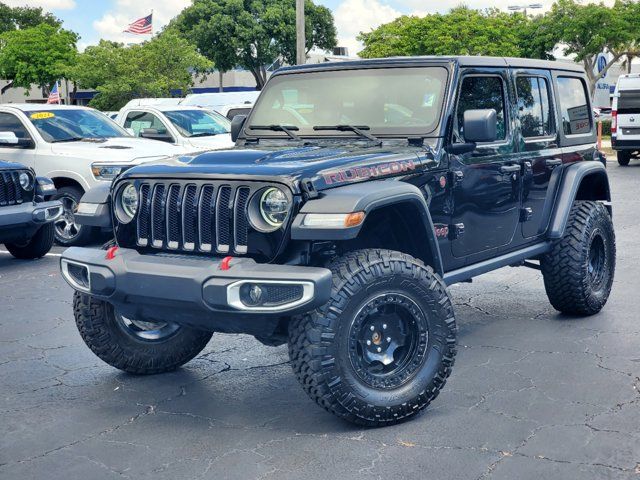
xmin=0 ymin=159 xmax=62 ymax=259
xmin=114 ymin=105 xmax=234 ymax=151
xmin=216 ymin=103 xmax=253 ymax=121
xmin=0 ymin=104 xmax=181 ymax=246
xmin=180 ymin=91 xmax=260 ymax=115
xmin=611 ymin=73 xmax=640 ymax=165
xmin=61 ymin=56 xmax=614 ymax=427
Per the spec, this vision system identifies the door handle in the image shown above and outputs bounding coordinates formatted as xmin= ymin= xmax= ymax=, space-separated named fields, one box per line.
xmin=500 ymin=164 xmax=521 ymax=173
xmin=546 ymin=158 xmax=563 ymax=167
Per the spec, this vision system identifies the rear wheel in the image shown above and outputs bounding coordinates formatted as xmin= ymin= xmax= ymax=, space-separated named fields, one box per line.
xmin=53 ymin=186 xmax=94 ymax=246
xmin=541 ymin=201 xmax=615 ymax=315
xmin=617 ymin=151 xmax=631 ymax=166
xmin=4 ymin=222 xmax=55 ymax=259
xmin=288 ymin=249 xmax=457 ymax=427
xmin=73 ymin=292 xmax=213 ymax=374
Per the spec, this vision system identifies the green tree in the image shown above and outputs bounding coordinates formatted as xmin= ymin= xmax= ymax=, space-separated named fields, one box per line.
xmin=68 ymin=31 xmax=212 ymax=110
xmin=0 ymin=2 xmax=61 ymax=34
xmin=544 ymin=0 xmax=637 ymax=95
xmin=172 ymin=0 xmax=337 ymax=89
xmin=358 ymin=7 xmax=531 ymax=59
xmin=0 ymin=23 xmax=77 ymax=95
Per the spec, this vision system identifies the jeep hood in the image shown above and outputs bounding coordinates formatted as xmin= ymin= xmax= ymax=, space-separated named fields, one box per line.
xmin=119 ymin=143 xmax=439 ymax=193
xmin=0 ymin=160 xmax=29 ymax=171
xmin=49 ymin=137 xmax=190 ymax=163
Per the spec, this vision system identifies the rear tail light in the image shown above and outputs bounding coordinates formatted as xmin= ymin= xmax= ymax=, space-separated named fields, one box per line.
xmin=611 ymin=110 xmax=617 ymax=134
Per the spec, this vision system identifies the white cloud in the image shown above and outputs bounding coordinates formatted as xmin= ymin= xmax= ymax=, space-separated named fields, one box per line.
xmin=2 ymin=0 xmax=76 ymax=9
xmin=334 ymin=0 xmax=403 ymax=56
xmin=93 ymin=0 xmax=190 ymax=45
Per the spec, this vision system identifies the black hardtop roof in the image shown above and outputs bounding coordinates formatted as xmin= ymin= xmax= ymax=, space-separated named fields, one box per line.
xmin=276 ymin=56 xmax=585 ymax=75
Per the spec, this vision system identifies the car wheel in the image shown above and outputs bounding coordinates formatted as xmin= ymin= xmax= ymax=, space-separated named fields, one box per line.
xmin=4 ymin=222 xmax=55 ymax=259
xmin=73 ymin=292 xmax=213 ymax=374
xmin=617 ymin=151 xmax=631 ymax=166
xmin=541 ymin=201 xmax=616 ymax=315
xmin=53 ymin=186 xmax=94 ymax=246
xmin=288 ymin=249 xmax=457 ymax=427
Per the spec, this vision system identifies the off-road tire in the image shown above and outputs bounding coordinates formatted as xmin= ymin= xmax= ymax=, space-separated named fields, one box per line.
xmin=73 ymin=292 xmax=213 ymax=374
xmin=4 ymin=223 xmax=55 ymax=259
xmin=541 ymin=201 xmax=615 ymax=315
xmin=53 ymin=185 xmax=94 ymax=246
xmin=617 ymin=151 xmax=631 ymax=166
xmin=288 ymin=249 xmax=457 ymax=427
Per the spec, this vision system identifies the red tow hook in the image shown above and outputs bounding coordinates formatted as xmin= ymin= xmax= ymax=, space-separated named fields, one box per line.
xmin=219 ymin=256 xmax=233 ymax=271
xmin=105 ymin=246 xmax=119 ymax=260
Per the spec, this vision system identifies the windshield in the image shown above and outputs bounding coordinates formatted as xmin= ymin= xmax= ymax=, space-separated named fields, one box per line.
xmin=26 ymin=109 xmax=128 ymax=143
xmin=163 ymin=110 xmax=231 ymax=137
xmin=248 ymin=66 xmax=449 ymax=137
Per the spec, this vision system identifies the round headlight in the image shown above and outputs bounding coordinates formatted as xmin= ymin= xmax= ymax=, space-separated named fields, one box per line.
xmin=260 ymin=187 xmax=290 ymax=227
xmin=19 ymin=172 xmax=33 ymax=191
xmin=117 ymin=183 xmax=138 ymax=223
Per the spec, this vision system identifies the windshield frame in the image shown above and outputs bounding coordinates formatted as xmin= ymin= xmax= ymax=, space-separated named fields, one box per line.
xmin=24 ymin=108 xmax=129 ymax=143
xmin=244 ymin=64 xmax=451 ymax=140
xmin=163 ymin=108 xmax=231 ymax=138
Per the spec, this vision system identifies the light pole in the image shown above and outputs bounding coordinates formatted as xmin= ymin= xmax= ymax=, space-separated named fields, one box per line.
xmin=296 ymin=0 xmax=306 ymax=65
xmin=508 ymin=3 xmax=543 ymax=16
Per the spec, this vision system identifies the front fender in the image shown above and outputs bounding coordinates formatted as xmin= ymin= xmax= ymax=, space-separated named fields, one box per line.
xmin=547 ymin=161 xmax=611 ymax=240
xmin=75 ymin=183 xmax=112 ymax=228
xmin=291 ymin=180 xmax=444 ymax=276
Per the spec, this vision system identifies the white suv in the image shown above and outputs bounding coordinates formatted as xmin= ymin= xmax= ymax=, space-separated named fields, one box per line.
xmin=115 ymin=104 xmax=235 ymax=151
xmin=612 ymin=74 xmax=640 ymax=166
xmin=0 ymin=104 xmax=189 ymax=245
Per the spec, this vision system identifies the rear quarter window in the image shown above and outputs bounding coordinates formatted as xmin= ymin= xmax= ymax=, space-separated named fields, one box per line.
xmin=556 ymin=77 xmax=591 ymax=136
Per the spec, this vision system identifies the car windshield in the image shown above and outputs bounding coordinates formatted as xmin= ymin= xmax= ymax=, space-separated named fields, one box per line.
xmin=26 ymin=109 xmax=128 ymax=143
xmin=248 ymin=66 xmax=449 ymax=137
xmin=163 ymin=109 xmax=231 ymax=137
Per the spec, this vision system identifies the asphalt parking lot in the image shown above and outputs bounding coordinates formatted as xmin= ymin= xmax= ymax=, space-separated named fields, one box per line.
xmin=1 ymin=160 xmax=639 ymax=480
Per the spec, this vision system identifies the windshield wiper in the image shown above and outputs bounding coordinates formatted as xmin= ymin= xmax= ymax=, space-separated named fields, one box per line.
xmin=190 ymin=132 xmax=219 ymax=138
xmin=50 ymin=136 xmax=84 ymax=143
xmin=250 ymin=124 xmax=301 ymax=140
xmin=313 ymin=124 xmax=381 ymax=144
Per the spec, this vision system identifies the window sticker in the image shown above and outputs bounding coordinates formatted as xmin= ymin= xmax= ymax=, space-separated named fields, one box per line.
xmin=30 ymin=112 xmax=55 ymax=120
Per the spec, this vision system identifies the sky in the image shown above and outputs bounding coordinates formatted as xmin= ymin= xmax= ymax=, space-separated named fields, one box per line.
xmin=2 ymin=0 xmax=603 ymax=56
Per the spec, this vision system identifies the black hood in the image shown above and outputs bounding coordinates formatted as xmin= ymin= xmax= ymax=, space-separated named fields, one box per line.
xmin=119 ymin=142 xmax=440 ymax=194
xmin=0 ymin=160 xmax=29 ymax=171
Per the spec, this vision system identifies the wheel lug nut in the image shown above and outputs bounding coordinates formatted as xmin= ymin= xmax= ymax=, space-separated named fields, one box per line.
xmin=383 ymin=324 xmax=387 ymax=329
xmin=370 ymin=325 xmax=375 ymax=331
xmin=366 ymin=340 xmax=371 ymax=346
xmin=387 ymin=337 xmax=391 ymax=343
xmin=377 ymin=347 xmax=382 ymax=353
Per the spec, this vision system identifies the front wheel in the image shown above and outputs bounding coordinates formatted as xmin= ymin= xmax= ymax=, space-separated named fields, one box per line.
xmin=288 ymin=249 xmax=457 ymax=427
xmin=541 ymin=201 xmax=615 ymax=315
xmin=4 ymin=222 xmax=55 ymax=259
xmin=73 ymin=292 xmax=213 ymax=374
xmin=53 ymin=186 xmax=94 ymax=246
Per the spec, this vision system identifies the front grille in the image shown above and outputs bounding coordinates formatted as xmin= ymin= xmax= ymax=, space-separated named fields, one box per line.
xmin=134 ymin=181 xmax=268 ymax=255
xmin=0 ymin=171 xmax=24 ymax=206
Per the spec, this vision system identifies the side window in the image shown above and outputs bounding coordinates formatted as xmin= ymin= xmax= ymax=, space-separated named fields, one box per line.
xmin=516 ymin=76 xmax=555 ymax=138
xmin=0 ymin=112 xmax=33 ymax=146
xmin=123 ymin=111 xmax=167 ymax=137
xmin=457 ymin=76 xmax=507 ymax=142
xmin=556 ymin=77 xmax=591 ymax=136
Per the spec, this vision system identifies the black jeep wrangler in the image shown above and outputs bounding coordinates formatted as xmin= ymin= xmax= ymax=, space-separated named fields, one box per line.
xmin=0 ymin=160 xmax=62 ymax=259
xmin=60 ymin=57 xmax=615 ymax=426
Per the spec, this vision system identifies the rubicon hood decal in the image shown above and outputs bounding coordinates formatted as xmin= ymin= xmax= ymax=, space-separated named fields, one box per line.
xmin=321 ymin=158 xmax=417 ymax=185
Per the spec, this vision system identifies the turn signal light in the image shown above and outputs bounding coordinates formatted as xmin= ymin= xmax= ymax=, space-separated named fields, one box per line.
xmin=344 ymin=211 xmax=366 ymax=228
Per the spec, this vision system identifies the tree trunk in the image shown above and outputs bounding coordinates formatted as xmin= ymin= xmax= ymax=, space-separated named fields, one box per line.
xmin=219 ymin=70 xmax=224 ymax=93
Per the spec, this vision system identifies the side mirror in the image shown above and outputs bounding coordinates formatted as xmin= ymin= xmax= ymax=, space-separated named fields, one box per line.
xmin=0 ymin=131 xmax=34 ymax=148
xmin=230 ymin=115 xmax=247 ymax=143
xmin=463 ymin=109 xmax=497 ymax=143
xmin=140 ymin=128 xmax=174 ymax=143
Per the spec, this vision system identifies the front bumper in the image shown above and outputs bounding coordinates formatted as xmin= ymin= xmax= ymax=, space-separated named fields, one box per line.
xmin=0 ymin=201 xmax=63 ymax=242
xmin=60 ymin=247 xmax=333 ymax=332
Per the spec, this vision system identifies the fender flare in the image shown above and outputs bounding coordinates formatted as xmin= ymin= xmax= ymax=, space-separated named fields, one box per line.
xmin=291 ymin=180 xmax=444 ymax=276
xmin=75 ymin=183 xmax=112 ymax=228
xmin=547 ymin=161 xmax=611 ymax=240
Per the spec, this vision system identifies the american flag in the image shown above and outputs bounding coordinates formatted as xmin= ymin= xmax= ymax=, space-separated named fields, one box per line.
xmin=124 ymin=13 xmax=152 ymax=35
xmin=47 ymin=82 xmax=61 ymax=104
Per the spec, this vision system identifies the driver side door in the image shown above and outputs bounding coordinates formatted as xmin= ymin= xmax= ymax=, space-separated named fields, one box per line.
xmin=449 ymin=71 xmax=522 ymax=260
